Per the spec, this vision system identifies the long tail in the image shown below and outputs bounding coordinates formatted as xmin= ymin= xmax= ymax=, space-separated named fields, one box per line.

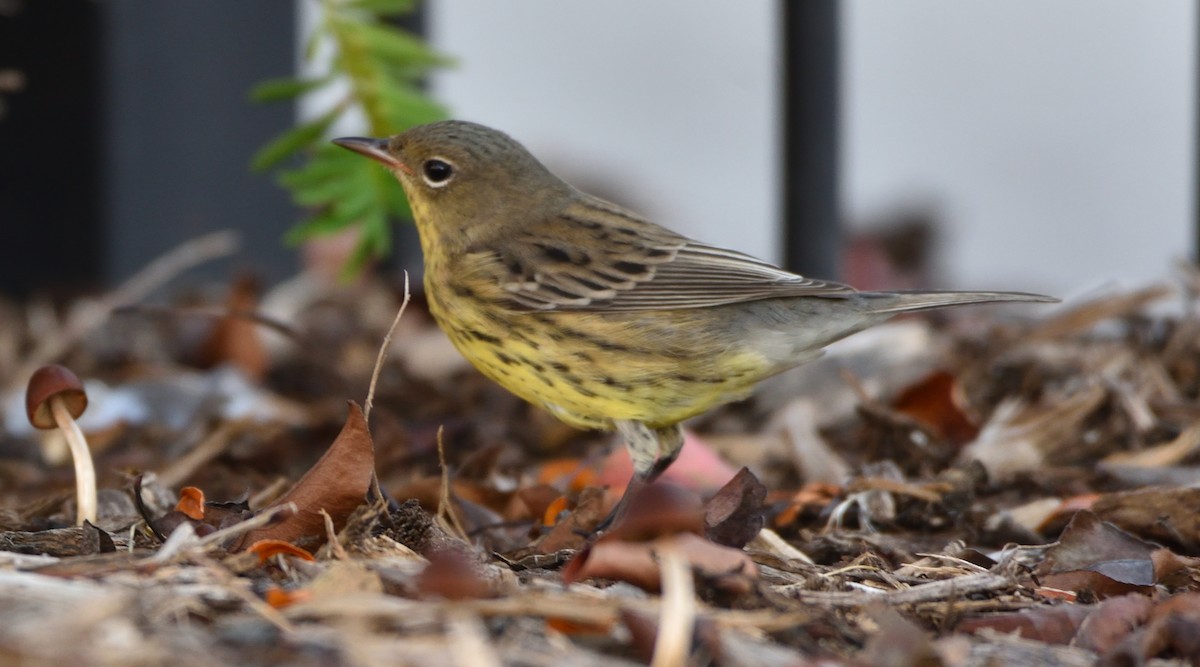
xmin=857 ymin=290 xmax=1058 ymax=315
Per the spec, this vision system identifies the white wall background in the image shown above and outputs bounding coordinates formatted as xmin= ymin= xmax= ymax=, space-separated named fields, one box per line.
xmin=426 ymin=0 xmax=781 ymax=264
xmin=843 ymin=0 xmax=1195 ymax=294
xmin=418 ymin=1 xmax=1194 ymax=296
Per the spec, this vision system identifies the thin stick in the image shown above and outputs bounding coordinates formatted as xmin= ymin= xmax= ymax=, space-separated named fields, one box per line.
xmin=364 ymin=270 xmax=411 ymax=425
xmin=13 ymin=230 xmax=240 ymax=392
xmin=151 ymin=502 xmax=298 ymax=564
xmin=157 ymin=420 xmax=242 ymax=488
xmin=195 ymin=553 xmax=298 ymax=635
xmin=113 ymin=304 xmax=304 ymax=342
xmin=447 ymin=613 xmax=502 ymax=667
xmin=776 ymin=571 xmax=1013 ymax=607
xmin=651 ymin=544 xmax=696 ymax=667
xmin=437 ymin=426 xmax=469 ymax=544
xmin=320 ymin=508 xmax=349 ymax=561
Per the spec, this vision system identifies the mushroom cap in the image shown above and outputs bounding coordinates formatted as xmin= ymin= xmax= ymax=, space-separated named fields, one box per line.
xmin=26 ymin=365 xmax=88 ymax=429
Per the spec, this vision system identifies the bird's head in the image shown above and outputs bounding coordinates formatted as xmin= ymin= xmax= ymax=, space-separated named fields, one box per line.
xmin=333 ymin=121 xmax=571 ymax=242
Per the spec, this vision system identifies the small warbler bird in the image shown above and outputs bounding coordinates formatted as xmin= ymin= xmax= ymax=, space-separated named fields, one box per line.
xmin=334 ymin=121 xmax=1054 ymax=525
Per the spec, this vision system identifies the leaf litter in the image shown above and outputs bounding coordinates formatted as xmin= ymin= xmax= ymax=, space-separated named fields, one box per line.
xmin=3 ymin=236 xmax=1200 ymax=664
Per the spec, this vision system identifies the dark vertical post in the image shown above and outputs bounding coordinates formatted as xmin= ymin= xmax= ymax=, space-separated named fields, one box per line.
xmin=102 ymin=1 xmax=298 ymax=284
xmin=0 ymin=1 xmax=103 ymax=298
xmin=781 ymin=0 xmax=841 ymax=279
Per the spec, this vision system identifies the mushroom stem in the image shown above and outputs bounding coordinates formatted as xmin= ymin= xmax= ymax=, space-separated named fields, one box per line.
xmin=51 ymin=396 xmax=97 ymax=526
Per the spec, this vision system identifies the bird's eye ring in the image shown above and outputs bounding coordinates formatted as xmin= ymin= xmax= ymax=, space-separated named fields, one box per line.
xmin=422 ymin=158 xmax=455 ymax=187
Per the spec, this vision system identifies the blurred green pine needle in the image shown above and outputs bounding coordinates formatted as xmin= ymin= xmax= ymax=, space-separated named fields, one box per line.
xmin=250 ymin=0 xmax=450 ymax=276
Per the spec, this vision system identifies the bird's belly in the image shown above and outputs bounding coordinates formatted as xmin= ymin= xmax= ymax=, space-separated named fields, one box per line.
xmin=427 ymin=294 xmax=772 ymax=431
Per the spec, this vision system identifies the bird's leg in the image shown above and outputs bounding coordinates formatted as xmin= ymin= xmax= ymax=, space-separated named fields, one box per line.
xmin=594 ymin=421 xmax=685 ymax=532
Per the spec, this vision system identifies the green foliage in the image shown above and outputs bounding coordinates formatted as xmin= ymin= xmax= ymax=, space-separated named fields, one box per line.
xmin=251 ymin=0 xmax=449 ymax=276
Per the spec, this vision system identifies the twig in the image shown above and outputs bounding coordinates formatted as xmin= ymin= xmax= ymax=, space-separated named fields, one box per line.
xmin=910 ymin=552 xmax=992 ymax=574
xmin=364 ymin=270 xmax=411 ymax=425
xmin=195 ymin=554 xmax=298 ymax=635
xmin=157 ymin=419 xmax=244 ymax=488
xmin=249 ymin=476 xmax=292 ymax=510
xmin=651 ymin=543 xmax=695 ymax=667
xmin=776 ymin=570 xmax=1014 ymax=608
xmin=286 ymin=590 xmax=814 ymax=633
xmin=437 ymin=426 xmax=470 ymax=544
xmin=195 ymin=502 xmax=297 ymax=551
xmin=320 ymin=508 xmax=349 ymax=560
xmin=113 ymin=304 xmax=304 ymax=343
xmin=151 ymin=502 xmax=298 ymax=563
xmin=447 ymin=613 xmax=501 ymax=667
xmin=12 ymin=230 xmax=240 ymax=392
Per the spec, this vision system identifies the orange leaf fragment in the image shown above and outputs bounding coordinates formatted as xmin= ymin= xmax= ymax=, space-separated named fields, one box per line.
xmin=545 ymin=616 xmax=613 ymax=636
xmin=175 ymin=486 xmax=206 ymax=521
xmin=247 ymin=539 xmax=316 ymax=563
xmin=536 ymin=458 xmax=596 ymax=493
xmin=196 ymin=274 xmax=268 ymax=382
xmin=263 ymin=586 xmax=312 ymax=609
xmin=774 ymin=482 xmax=841 ymax=527
xmin=542 ymin=496 xmax=569 ymax=527
xmin=891 ymin=370 xmax=978 ymax=444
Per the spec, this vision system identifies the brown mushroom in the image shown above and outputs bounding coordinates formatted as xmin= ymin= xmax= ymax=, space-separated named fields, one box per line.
xmin=26 ymin=365 xmax=97 ymax=526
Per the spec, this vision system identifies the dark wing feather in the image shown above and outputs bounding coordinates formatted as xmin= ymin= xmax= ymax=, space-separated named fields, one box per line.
xmin=486 ymin=196 xmax=854 ymax=312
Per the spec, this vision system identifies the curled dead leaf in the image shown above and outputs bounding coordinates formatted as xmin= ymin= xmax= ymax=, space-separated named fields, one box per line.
xmin=1037 ymin=511 xmax=1159 ymax=598
xmin=703 ymin=467 xmax=766 ymax=548
xmin=891 ymin=370 xmax=979 ymax=444
xmin=234 ymin=402 xmax=375 ymax=551
xmin=562 ymin=532 xmax=757 ymax=593
xmin=175 ymin=486 xmax=206 ymax=521
xmin=246 ymin=538 xmax=316 ymax=563
xmin=263 ymin=586 xmax=311 ymax=609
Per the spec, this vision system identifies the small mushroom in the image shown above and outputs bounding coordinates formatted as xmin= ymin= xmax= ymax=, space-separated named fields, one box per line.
xmin=26 ymin=364 xmax=97 ymax=526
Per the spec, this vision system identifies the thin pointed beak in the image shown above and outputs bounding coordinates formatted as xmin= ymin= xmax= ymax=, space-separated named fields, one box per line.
xmin=332 ymin=136 xmax=410 ymax=173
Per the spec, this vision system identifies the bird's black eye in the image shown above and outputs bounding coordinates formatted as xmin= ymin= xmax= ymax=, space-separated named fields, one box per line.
xmin=422 ymin=158 xmax=454 ymax=186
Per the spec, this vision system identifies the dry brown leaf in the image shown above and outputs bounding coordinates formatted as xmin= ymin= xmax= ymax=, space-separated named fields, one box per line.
xmin=195 ymin=274 xmax=268 ymax=381
xmin=861 ymin=607 xmax=941 ymax=666
xmin=603 ymin=483 xmax=705 ymax=544
xmin=533 ymin=486 xmax=611 ymax=554
xmin=505 ymin=484 xmax=560 ymax=525
xmin=1150 ymin=549 xmax=1200 ymax=589
xmin=1125 ymin=593 xmax=1200 ymax=663
xmin=960 ymin=385 xmax=1106 ymax=481
xmin=1035 ymin=494 xmax=1102 ymax=535
xmin=234 ymin=402 xmax=375 ymax=550
xmin=1073 ymin=594 xmax=1154 ymax=654
xmin=957 ymin=605 xmax=1092 ymax=644
xmin=891 ymin=370 xmax=979 ymax=444
xmin=1101 ymin=423 xmax=1200 ymax=468
xmin=773 ymin=482 xmax=841 ymax=527
xmin=562 ymin=532 xmax=757 ymax=593
xmin=1091 ymin=487 xmax=1200 ymax=549
xmin=704 ymin=467 xmax=766 ymax=549
xmin=1037 ymin=511 xmax=1158 ymax=598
